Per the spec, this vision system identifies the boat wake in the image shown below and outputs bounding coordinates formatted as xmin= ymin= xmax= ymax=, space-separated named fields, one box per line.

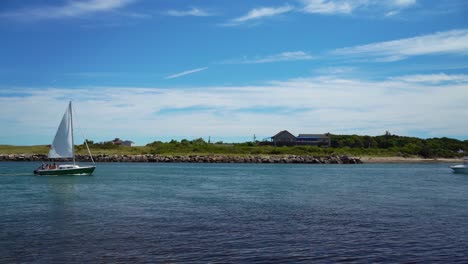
xmin=0 ymin=172 xmax=33 ymax=177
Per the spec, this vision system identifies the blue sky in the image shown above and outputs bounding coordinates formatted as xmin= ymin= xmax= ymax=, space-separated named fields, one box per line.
xmin=1 ymin=0 xmax=468 ymax=145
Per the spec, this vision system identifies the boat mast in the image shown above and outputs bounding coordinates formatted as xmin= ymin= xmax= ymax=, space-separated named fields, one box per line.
xmin=69 ymin=101 xmax=75 ymax=165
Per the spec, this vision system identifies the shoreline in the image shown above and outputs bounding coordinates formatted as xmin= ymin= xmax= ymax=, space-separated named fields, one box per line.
xmin=0 ymin=154 xmax=361 ymax=164
xmin=0 ymin=153 xmax=463 ymax=164
xmin=360 ymin=157 xmax=461 ymax=163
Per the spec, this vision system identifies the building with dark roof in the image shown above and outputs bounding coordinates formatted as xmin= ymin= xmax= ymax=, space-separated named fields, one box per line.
xmin=111 ymin=138 xmax=135 ymax=147
xmin=263 ymin=130 xmax=331 ymax=147
xmin=296 ymin=134 xmax=331 ymax=146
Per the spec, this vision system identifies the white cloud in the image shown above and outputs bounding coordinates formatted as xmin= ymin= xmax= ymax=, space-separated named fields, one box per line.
xmin=165 ymin=67 xmax=208 ymax=79
xmin=315 ymin=66 xmax=355 ymax=75
xmin=224 ymin=51 xmax=313 ymax=64
xmin=227 ymin=5 xmax=293 ymax=25
xmin=166 ymin=7 xmax=214 ymax=17
xmin=393 ymin=0 xmax=417 ymax=7
xmin=333 ymin=29 xmax=468 ymax=61
xmin=1 ymin=0 xmax=135 ymax=20
xmin=391 ymin=73 xmax=468 ymax=83
xmin=383 ymin=0 xmax=416 ymax=17
xmin=221 ymin=0 xmax=417 ymax=25
xmin=299 ymin=0 xmax=417 ymax=15
xmin=300 ymin=0 xmax=356 ymax=14
xmin=385 ymin=10 xmax=399 ymax=17
xmin=2 ymin=72 xmax=467 ymax=145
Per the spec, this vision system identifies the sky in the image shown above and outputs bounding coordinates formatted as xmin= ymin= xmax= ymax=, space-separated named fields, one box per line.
xmin=0 ymin=0 xmax=467 ymax=145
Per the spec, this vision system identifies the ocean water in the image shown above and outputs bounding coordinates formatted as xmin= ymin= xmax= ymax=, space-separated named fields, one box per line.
xmin=1 ymin=162 xmax=467 ymax=263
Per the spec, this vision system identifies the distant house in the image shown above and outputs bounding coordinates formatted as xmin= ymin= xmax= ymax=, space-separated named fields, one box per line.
xmin=271 ymin=130 xmax=297 ymax=145
xmin=111 ymin=138 xmax=123 ymax=145
xmin=122 ymin=140 xmax=135 ymax=147
xmin=263 ymin=130 xmax=331 ymax=147
xmin=296 ymin=134 xmax=331 ymax=147
xmin=111 ymin=138 xmax=135 ymax=147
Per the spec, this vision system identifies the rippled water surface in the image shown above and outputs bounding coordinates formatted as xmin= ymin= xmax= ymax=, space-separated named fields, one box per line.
xmin=1 ymin=162 xmax=468 ymax=263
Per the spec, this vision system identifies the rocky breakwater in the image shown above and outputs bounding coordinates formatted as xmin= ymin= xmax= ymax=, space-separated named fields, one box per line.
xmin=0 ymin=154 xmax=362 ymax=164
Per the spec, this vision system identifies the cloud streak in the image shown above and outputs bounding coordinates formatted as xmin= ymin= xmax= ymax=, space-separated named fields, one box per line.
xmin=333 ymin=29 xmax=468 ymax=61
xmin=165 ymin=67 xmax=208 ymax=79
xmin=299 ymin=0 xmax=417 ymax=15
xmin=226 ymin=5 xmax=293 ymax=25
xmin=300 ymin=0 xmax=356 ymax=14
xmin=166 ymin=7 xmax=214 ymax=17
xmin=393 ymin=0 xmax=417 ymax=7
xmin=223 ymin=51 xmax=313 ymax=64
xmin=223 ymin=0 xmax=419 ymax=26
xmin=1 ymin=0 xmax=136 ymax=20
xmin=391 ymin=73 xmax=468 ymax=83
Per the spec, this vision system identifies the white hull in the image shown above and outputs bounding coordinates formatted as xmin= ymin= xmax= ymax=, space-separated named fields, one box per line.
xmin=450 ymin=165 xmax=468 ymax=174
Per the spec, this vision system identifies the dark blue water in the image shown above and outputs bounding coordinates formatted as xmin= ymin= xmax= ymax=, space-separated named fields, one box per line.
xmin=1 ymin=162 xmax=467 ymax=263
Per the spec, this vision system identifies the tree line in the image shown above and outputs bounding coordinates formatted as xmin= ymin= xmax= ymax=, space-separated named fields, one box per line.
xmin=330 ymin=131 xmax=467 ymax=158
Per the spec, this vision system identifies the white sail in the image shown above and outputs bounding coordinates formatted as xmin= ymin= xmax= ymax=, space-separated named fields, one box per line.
xmin=48 ymin=103 xmax=73 ymax=158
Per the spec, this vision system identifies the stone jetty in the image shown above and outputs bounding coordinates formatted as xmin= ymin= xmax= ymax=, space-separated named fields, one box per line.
xmin=0 ymin=154 xmax=362 ymax=164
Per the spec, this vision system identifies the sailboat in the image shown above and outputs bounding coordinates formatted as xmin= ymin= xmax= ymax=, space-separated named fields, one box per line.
xmin=34 ymin=101 xmax=96 ymax=176
xmin=450 ymin=156 xmax=468 ymax=174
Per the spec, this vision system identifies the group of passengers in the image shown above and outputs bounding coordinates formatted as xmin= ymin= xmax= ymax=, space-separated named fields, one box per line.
xmin=41 ymin=163 xmax=58 ymax=170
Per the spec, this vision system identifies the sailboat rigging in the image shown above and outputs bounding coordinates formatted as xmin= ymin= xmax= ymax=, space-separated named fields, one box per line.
xmin=34 ymin=101 xmax=96 ymax=175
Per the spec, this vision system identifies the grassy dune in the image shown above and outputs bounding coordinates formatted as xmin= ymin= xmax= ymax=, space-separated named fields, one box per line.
xmin=0 ymin=145 xmax=50 ymax=155
xmin=0 ymin=144 xmax=400 ymax=157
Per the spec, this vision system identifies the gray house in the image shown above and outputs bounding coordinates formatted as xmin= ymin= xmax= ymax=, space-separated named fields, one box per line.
xmin=111 ymin=138 xmax=135 ymax=147
xmin=264 ymin=130 xmax=331 ymax=147
xmin=296 ymin=134 xmax=331 ymax=146
xmin=271 ymin=130 xmax=297 ymax=145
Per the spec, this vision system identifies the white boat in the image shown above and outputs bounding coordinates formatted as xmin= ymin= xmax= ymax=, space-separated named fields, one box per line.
xmin=450 ymin=157 xmax=468 ymax=174
xmin=34 ymin=102 xmax=96 ymax=176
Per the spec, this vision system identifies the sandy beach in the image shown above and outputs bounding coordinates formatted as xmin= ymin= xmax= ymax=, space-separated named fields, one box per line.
xmin=360 ymin=157 xmax=462 ymax=163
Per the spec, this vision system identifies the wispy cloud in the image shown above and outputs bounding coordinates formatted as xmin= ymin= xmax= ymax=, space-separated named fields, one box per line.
xmin=166 ymin=7 xmax=214 ymax=17
xmin=222 ymin=0 xmax=418 ymax=26
xmin=223 ymin=51 xmax=313 ymax=64
xmin=165 ymin=67 xmax=208 ymax=79
xmin=226 ymin=5 xmax=293 ymax=26
xmin=391 ymin=73 xmax=468 ymax=84
xmin=393 ymin=0 xmax=417 ymax=7
xmin=300 ymin=0 xmax=356 ymax=14
xmin=384 ymin=0 xmax=417 ymax=17
xmin=1 ymin=0 xmax=136 ymax=20
xmin=333 ymin=29 xmax=468 ymax=61
xmin=385 ymin=10 xmax=400 ymax=17
xmin=299 ymin=0 xmax=417 ymax=15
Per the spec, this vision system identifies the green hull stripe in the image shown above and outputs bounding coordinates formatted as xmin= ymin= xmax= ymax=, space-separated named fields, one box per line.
xmin=36 ymin=166 xmax=96 ymax=176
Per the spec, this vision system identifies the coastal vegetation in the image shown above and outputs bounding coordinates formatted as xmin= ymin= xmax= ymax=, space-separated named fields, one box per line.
xmin=329 ymin=132 xmax=467 ymax=158
xmin=1 ymin=133 xmax=466 ymax=158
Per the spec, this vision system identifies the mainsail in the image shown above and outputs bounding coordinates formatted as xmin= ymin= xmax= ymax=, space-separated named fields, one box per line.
xmin=48 ymin=102 xmax=74 ymax=158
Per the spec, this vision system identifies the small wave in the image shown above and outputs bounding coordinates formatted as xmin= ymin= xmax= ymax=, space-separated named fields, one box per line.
xmin=0 ymin=172 xmax=33 ymax=176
